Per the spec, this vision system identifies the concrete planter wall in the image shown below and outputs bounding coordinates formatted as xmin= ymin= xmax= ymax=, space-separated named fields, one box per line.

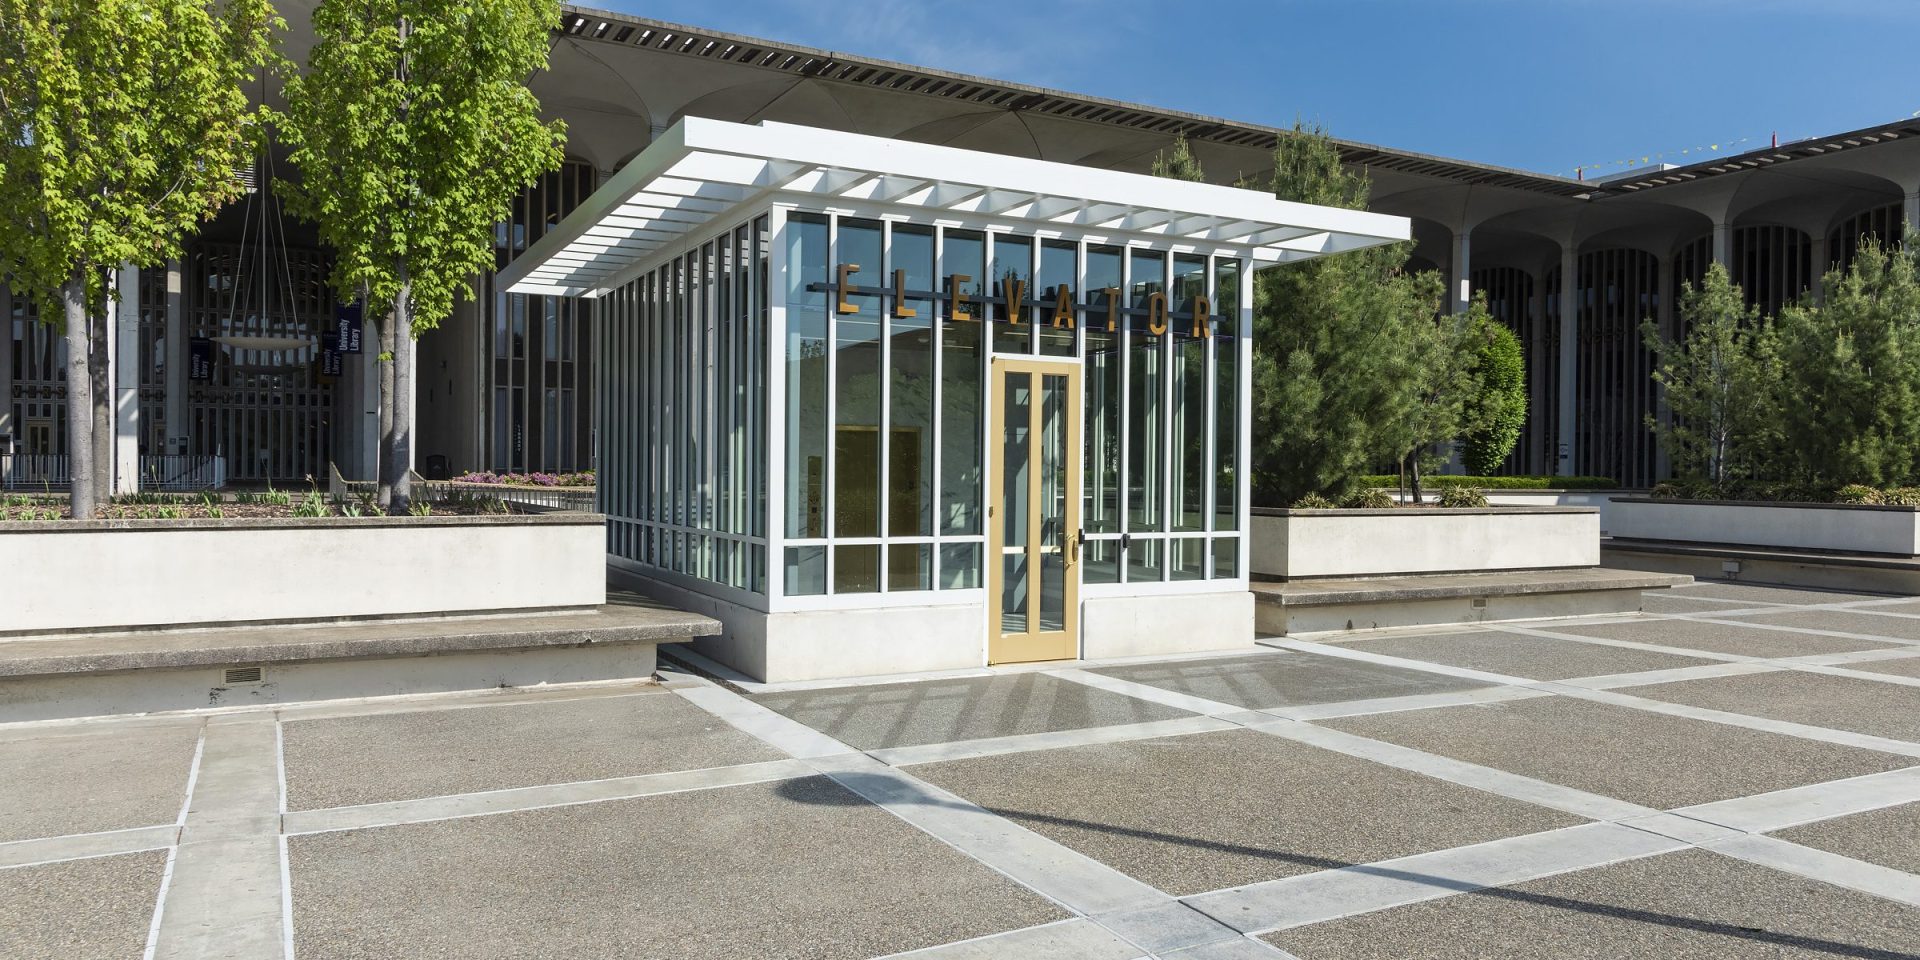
xmin=1391 ymin=490 xmax=1644 ymax=534
xmin=1251 ymin=506 xmax=1600 ymax=580
xmin=1609 ymin=498 xmax=1920 ymax=556
xmin=0 ymin=514 xmax=607 ymax=634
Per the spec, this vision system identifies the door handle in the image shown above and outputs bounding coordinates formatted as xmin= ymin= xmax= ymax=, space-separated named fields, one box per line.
xmin=1069 ymin=527 xmax=1082 ymax=565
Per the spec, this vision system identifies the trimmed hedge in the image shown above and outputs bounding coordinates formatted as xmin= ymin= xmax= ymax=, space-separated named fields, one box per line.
xmin=1358 ymin=474 xmax=1620 ymax=491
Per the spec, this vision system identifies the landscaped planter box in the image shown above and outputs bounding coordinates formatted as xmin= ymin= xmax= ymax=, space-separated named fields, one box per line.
xmin=1251 ymin=506 xmax=1600 ymax=580
xmin=0 ymin=514 xmax=606 ymax=634
xmin=1609 ymin=498 xmax=1920 ymax=556
xmin=1392 ymin=489 xmax=1645 ymax=535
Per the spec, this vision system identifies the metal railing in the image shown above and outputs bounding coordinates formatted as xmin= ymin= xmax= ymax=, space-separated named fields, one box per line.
xmin=1 ymin=454 xmax=226 ymax=491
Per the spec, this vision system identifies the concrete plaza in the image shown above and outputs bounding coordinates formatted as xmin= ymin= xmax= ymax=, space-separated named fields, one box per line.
xmin=4 ymin=580 xmax=1920 ymax=959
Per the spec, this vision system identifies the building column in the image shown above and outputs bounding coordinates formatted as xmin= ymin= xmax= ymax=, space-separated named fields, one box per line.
xmin=1527 ymin=267 xmax=1548 ymax=474
xmin=163 ymin=260 xmax=187 ymax=455
xmin=1654 ymin=252 xmax=1675 ymax=481
xmin=338 ymin=346 xmax=380 ymax=481
xmin=1809 ymin=234 xmax=1829 ymax=305
xmin=1450 ymin=226 xmax=1473 ymax=314
xmin=113 ymin=265 xmax=140 ymax=494
xmin=1711 ymin=220 xmax=1732 ymax=267
xmin=1556 ymin=244 xmax=1579 ymax=477
xmin=0 ymin=283 xmax=13 ymax=456
xmin=1905 ymin=191 xmax=1920 ymax=233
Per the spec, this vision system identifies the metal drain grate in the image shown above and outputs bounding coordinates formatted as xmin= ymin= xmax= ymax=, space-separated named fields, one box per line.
xmin=222 ymin=666 xmax=265 ymax=685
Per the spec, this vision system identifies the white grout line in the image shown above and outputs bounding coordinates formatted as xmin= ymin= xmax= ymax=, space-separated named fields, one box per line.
xmin=1664 ymin=614 xmax=1920 ymax=647
xmin=1262 ymin=686 xmax=1549 ymax=722
xmin=1486 ymin=622 xmax=1763 ymax=664
xmin=1792 ymin=664 xmax=1920 ymax=689
xmin=1183 ymin=822 xmax=1686 ymax=935
xmin=1258 ymin=639 xmax=1532 ymax=686
xmin=1551 ymin=661 xmax=1781 ymax=691
xmin=281 ymin=759 xmax=818 ymax=835
xmin=0 ymin=825 xmax=181 ymax=871
xmin=1046 ymin=668 xmax=1244 ymax=716
xmin=140 ymin=723 xmax=204 ymax=960
xmin=1537 ymin=684 xmax=1920 ymax=758
xmin=1778 ymin=647 xmax=1920 ymax=667
xmin=873 ymin=716 xmax=1239 ymax=768
xmin=1674 ymin=766 xmax=1920 ymax=834
xmin=1706 ymin=834 xmax=1920 ymax=907
xmin=871 ymin=918 xmax=1147 ymax=960
xmin=1240 ymin=715 xmax=1656 ymax=823
xmin=276 ymin=720 xmax=294 ymax=960
xmin=668 ymin=682 xmax=856 ymax=758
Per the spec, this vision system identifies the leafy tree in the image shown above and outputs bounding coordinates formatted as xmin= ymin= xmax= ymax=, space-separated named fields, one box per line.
xmin=1250 ymin=122 xmax=1437 ymax=504
xmin=1151 ymin=133 xmax=1206 ymax=183
xmin=281 ymin=0 xmax=565 ymax=513
xmin=1641 ymin=263 xmax=1777 ymax=486
xmin=1385 ymin=293 xmax=1498 ymax=503
xmin=1769 ymin=239 xmax=1920 ymax=488
xmin=0 ymin=0 xmax=279 ymax=518
xmin=1461 ymin=312 xmax=1528 ymax=475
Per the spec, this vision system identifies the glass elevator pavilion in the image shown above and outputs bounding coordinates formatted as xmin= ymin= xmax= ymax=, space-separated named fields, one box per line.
xmin=499 ymin=118 xmax=1408 ymax=682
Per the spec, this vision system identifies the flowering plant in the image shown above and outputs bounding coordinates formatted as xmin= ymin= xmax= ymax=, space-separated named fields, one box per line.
xmin=454 ymin=470 xmax=595 ymax=488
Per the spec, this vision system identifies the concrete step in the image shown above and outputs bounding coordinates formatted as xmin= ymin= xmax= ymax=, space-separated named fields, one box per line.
xmin=1605 ymin=538 xmax=1920 ymax=594
xmin=1252 ymin=568 xmax=1691 ymax=636
xmin=0 ymin=593 xmax=720 ymax=723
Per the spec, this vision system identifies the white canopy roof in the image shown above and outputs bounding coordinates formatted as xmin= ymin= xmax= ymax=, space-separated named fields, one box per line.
xmin=498 ymin=117 xmax=1411 ymax=298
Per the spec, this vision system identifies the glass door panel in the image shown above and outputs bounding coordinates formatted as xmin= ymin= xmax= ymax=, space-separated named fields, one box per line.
xmin=989 ymin=359 xmax=1080 ymax=664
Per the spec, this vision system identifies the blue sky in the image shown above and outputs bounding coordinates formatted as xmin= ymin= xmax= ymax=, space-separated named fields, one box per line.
xmin=590 ymin=0 xmax=1920 ymax=177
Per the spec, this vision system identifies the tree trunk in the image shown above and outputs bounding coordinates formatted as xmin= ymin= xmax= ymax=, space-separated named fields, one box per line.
xmin=1406 ymin=452 xmax=1425 ymax=505
xmin=62 ymin=273 xmax=95 ymax=520
xmin=90 ymin=281 xmax=113 ymax=507
xmin=376 ymin=309 xmax=395 ymax=510
xmin=385 ymin=269 xmax=414 ymax=515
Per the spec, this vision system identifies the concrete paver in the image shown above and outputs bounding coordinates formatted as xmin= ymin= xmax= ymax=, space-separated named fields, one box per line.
xmin=0 ymin=723 xmax=199 ymax=842
xmin=1265 ymin=848 xmax=1920 ymax=959
xmin=1672 ymin=582 xmax=1895 ymax=606
xmin=288 ymin=776 xmax=1064 ymax=960
xmin=1842 ymin=653 xmax=1920 ymax=679
xmin=1331 ymin=631 xmax=1715 ymax=681
xmin=1769 ymin=801 xmax=1920 ymax=876
xmin=755 ymin=672 xmax=1194 ymax=750
xmin=911 ymin=728 xmax=1581 ymax=896
xmin=1317 ymin=695 xmax=1911 ymax=808
xmin=1090 ymin=650 xmax=1491 ymax=711
xmin=282 ymin=690 xmax=784 ymax=809
xmin=1550 ymin=618 xmax=1896 ymax=658
xmin=1617 ymin=669 xmax=1920 ymax=743
xmin=0 ymin=850 xmax=168 ymax=960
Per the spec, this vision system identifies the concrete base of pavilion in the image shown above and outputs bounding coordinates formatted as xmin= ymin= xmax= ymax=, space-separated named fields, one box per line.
xmin=1255 ymin=568 xmax=1693 ymax=636
xmin=613 ymin=565 xmax=1256 ymax=684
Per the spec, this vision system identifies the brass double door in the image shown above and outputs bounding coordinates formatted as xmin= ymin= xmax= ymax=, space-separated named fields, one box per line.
xmin=988 ymin=358 xmax=1081 ymax=665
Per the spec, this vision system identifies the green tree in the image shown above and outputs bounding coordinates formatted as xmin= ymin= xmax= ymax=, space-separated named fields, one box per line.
xmin=1461 ymin=312 xmax=1528 ymax=475
xmin=0 ymin=0 xmax=279 ymax=518
xmin=1250 ymin=122 xmax=1435 ymax=504
xmin=1641 ymin=263 xmax=1776 ymax=486
xmin=281 ymin=0 xmax=565 ymax=513
xmin=1386 ymin=293 xmax=1499 ymax=503
xmin=1769 ymin=238 xmax=1920 ymax=488
xmin=1151 ymin=132 xmax=1206 ymax=182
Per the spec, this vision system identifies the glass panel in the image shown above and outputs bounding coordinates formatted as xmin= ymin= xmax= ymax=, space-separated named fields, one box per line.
xmin=1172 ymin=537 xmax=1206 ymax=581
xmin=835 ymin=544 xmax=880 ymax=594
xmin=890 ymin=225 xmax=935 ymax=537
xmin=1213 ymin=537 xmax=1238 ymax=579
xmin=1039 ymin=374 xmax=1069 ymax=631
xmin=1083 ymin=538 xmax=1121 ymax=584
xmin=1084 ymin=246 xmax=1122 ymax=535
xmin=785 ymin=213 xmax=829 ymax=538
xmin=1001 ymin=552 xmax=1029 ymax=634
xmin=1127 ymin=324 xmax=1165 ymax=532
xmin=941 ymin=229 xmax=986 ymax=536
xmin=1127 ymin=537 xmax=1164 ymax=583
xmin=991 ymin=235 xmax=1033 ymax=354
xmin=1002 ymin=372 xmax=1031 ymax=549
xmin=887 ymin=543 xmax=932 ymax=592
xmin=1038 ymin=240 xmax=1076 ymax=357
xmin=785 ymin=546 xmax=826 ymax=595
xmin=939 ymin=542 xmax=982 ymax=590
xmin=1215 ymin=259 xmax=1240 ymax=533
xmin=836 ymin=218 xmax=884 ymax=539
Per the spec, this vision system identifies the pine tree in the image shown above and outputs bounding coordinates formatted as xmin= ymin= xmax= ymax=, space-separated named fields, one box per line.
xmin=1151 ymin=133 xmax=1206 ymax=183
xmin=1641 ymin=263 xmax=1776 ymax=486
